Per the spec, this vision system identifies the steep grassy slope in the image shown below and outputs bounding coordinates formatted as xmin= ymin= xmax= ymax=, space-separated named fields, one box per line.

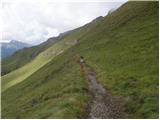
xmin=2 ymin=51 xmax=89 ymax=118
xmin=2 ymin=33 xmax=83 ymax=92
xmin=73 ymin=1 xmax=159 ymax=118
xmin=2 ymin=1 xmax=158 ymax=119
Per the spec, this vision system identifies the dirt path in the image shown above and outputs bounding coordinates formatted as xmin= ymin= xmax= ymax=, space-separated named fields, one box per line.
xmin=80 ymin=62 xmax=127 ymax=119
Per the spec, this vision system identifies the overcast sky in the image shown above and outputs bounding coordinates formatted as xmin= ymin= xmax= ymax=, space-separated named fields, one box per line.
xmin=1 ymin=0 xmax=127 ymax=45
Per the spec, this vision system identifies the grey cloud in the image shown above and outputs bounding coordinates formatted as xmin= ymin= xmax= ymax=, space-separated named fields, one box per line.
xmin=1 ymin=1 xmax=127 ymax=45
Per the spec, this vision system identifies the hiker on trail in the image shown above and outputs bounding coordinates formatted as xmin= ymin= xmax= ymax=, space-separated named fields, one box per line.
xmin=80 ymin=56 xmax=85 ymax=64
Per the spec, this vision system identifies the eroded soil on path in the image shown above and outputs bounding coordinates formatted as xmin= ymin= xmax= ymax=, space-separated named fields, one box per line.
xmin=80 ymin=63 xmax=127 ymax=119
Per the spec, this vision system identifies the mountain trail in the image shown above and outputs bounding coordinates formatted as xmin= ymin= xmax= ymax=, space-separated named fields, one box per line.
xmin=79 ymin=62 xmax=128 ymax=119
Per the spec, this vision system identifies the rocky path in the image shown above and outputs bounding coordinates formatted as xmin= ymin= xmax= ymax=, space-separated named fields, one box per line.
xmin=80 ymin=62 xmax=127 ymax=119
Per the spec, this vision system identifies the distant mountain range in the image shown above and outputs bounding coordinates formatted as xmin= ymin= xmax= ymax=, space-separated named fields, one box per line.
xmin=1 ymin=40 xmax=31 ymax=59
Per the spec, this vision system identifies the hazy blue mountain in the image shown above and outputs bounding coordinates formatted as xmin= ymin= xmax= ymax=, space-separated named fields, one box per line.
xmin=1 ymin=40 xmax=31 ymax=59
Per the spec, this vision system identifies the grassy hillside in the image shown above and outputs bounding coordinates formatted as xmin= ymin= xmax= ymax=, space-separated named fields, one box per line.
xmin=2 ymin=1 xmax=158 ymax=119
xmin=72 ymin=1 xmax=159 ymax=118
xmin=74 ymin=1 xmax=159 ymax=118
xmin=2 ymin=51 xmax=89 ymax=118
xmin=2 ymin=31 xmax=87 ymax=92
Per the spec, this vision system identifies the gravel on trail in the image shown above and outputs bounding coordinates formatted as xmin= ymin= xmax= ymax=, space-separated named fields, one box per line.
xmin=80 ymin=63 xmax=128 ymax=119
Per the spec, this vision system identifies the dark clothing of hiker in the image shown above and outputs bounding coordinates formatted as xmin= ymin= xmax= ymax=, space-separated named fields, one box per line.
xmin=80 ymin=56 xmax=85 ymax=63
